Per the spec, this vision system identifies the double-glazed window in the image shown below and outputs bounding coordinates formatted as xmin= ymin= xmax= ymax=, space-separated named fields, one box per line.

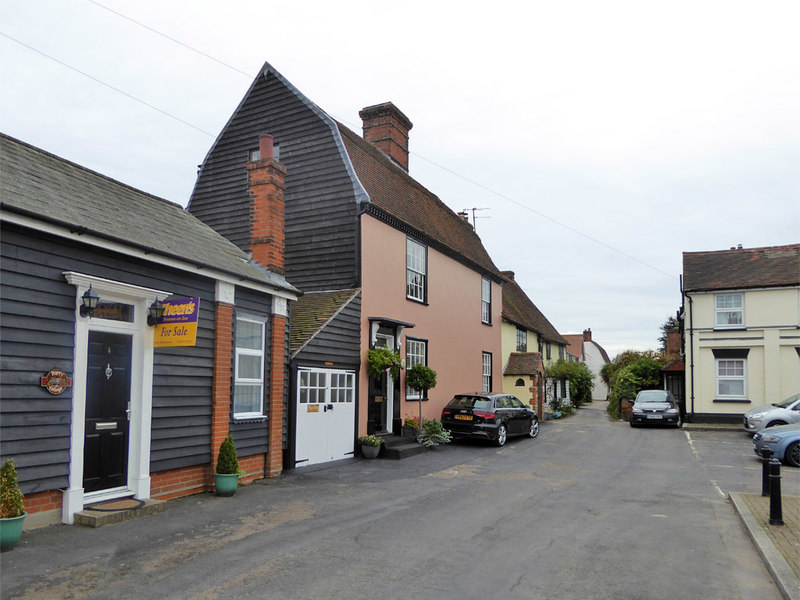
xmin=516 ymin=327 xmax=527 ymax=352
xmin=405 ymin=338 xmax=428 ymax=400
xmin=234 ymin=317 xmax=266 ymax=418
xmin=407 ymin=238 xmax=427 ymax=302
xmin=481 ymin=277 xmax=492 ymax=324
xmin=482 ymin=352 xmax=492 ymax=393
xmin=715 ymin=294 xmax=743 ymax=328
xmin=717 ymin=359 xmax=746 ymax=399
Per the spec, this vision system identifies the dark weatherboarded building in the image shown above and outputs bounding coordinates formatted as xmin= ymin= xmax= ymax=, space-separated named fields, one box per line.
xmin=0 ymin=133 xmax=298 ymax=526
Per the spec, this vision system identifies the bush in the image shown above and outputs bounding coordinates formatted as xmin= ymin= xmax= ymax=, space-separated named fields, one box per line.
xmin=357 ymin=434 xmax=383 ymax=447
xmin=546 ymin=360 xmax=595 ymax=407
xmin=367 ymin=347 xmax=401 ymax=380
xmin=215 ymin=435 xmax=240 ymax=475
xmin=405 ymin=364 xmax=437 ymax=396
xmin=0 ymin=459 xmax=25 ymax=518
xmin=418 ymin=418 xmax=452 ymax=447
xmin=606 ymin=356 xmax=663 ymax=419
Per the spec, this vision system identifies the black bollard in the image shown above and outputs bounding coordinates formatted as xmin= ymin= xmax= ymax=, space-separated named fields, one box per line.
xmin=768 ymin=458 xmax=783 ymax=526
xmin=761 ymin=447 xmax=773 ymax=496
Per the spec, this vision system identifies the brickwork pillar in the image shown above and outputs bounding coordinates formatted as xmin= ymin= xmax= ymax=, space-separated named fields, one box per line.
xmin=265 ymin=306 xmax=287 ymax=476
xmin=210 ymin=301 xmax=234 ymax=479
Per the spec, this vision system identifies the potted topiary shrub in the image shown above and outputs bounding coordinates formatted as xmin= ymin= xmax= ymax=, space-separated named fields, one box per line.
xmin=417 ymin=418 xmax=453 ymax=448
xmin=214 ymin=436 xmax=242 ymax=497
xmin=357 ymin=434 xmax=383 ymax=459
xmin=406 ymin=364 xmax=437 ymax=439
xmin=0 ymin=459 xmax=26 ymax=551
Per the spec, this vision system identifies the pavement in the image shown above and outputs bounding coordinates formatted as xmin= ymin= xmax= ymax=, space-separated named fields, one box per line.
xmin=729 ymin=492 xmax=800 ymax=600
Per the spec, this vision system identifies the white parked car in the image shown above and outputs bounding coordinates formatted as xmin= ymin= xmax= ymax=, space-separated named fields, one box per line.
xmin=743 ymin=393 xmax=800 ymax=433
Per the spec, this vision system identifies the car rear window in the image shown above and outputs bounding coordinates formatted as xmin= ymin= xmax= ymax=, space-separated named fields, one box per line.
xmin=447 ymin=395 xmax=493 ymax=410
xmin=636 ymin=391 xmax=669 ymax=403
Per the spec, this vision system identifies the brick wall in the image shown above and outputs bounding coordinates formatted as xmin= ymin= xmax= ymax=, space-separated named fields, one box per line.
xmin=22 ymin=489 xmax=62 ymax=515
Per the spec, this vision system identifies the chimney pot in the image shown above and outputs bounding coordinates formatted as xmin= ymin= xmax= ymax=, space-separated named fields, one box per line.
xmin=259 ymin=134 xmax=274 ymax=160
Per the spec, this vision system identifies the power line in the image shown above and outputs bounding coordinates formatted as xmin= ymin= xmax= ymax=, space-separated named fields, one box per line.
xmin=0 ymin=31 xmax=216 ymax=138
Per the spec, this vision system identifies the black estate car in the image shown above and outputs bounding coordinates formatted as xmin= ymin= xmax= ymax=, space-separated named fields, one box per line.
xmin=441 ymin=393 xmax=539 ymax=447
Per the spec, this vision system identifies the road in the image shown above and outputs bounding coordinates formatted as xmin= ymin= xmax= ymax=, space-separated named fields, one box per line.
xmin=2 ymin=401 xmax=793 ymax=599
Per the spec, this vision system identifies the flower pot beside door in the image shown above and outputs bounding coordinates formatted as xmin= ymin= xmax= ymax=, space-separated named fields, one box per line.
xmin=0 ymin=459 xmax=26 ymax=551
xmin=214 ymin=436 xmax=241 ymax=497
xmin=357 ymin=435 xmax=383 ymax=459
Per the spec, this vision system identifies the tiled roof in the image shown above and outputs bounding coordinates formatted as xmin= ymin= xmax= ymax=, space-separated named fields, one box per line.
xmin=336 ymin=124 xmax=504 ymax=280
xmin=0 ymin=133 xmax=298 ymax=294
xmin=562 ymin=334 xmax=584 ymax=359
xmin=290 ymin=289 xmax=360 ymax=355
xmin=500 ymin=272 xmax=567 ymax=345
xmin=683 ymin=244 xmax=800 ymax=292
xmin=504 ymin=352 xmax=544 ymax=376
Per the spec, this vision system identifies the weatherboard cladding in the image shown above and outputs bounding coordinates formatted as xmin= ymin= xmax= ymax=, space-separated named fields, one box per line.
xmin=291 ymin=290 xmax=361 ymax=366
xmin=188 ymin=70 xmax=360 ymax=292
xmin=682 ymin=244 xmax=800 ymax=292
xmin=0 ymin=224 xmax=219 ymax=491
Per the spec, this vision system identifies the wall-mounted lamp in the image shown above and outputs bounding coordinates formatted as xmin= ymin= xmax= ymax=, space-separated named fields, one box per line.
xmin=147 ymin=299 xmax=165 ymax=326
xmin=79 ymin=285 xmax=100 ymax=318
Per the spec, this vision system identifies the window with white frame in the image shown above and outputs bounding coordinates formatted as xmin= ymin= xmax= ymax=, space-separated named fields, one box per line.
xmin=407 ymin=238 xmax=427 ymax=302
xmin=405 ymin=338 xmax=428 ymax=400
xmin=716 ymin=358 xmax=746 ymax=399
xmin=715 ymin=294 xmax=744 ymax=328
xmin=481 ymin=277 xmax=492 ymax=324
xmin=234 ymin=317 xmax=266 ymax=418
xmin=516 ymin=327 xmax=527 ymax=352
xmin=482 ymin=352 xmax=492 ymax=393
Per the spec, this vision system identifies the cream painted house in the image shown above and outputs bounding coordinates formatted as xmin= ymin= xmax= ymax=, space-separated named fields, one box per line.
xmin=682 ymin=244 xmax=800 ymax=423
xmin=500 ymin=271 xmax=568 ymax=416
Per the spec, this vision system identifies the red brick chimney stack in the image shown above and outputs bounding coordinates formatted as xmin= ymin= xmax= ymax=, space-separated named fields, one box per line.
xmin=583 ymin=328 xmax=592 ymax=342
xmin=247 ymin=134 xmax=286 ymax=275
xmin=359 ymin=102 xmax=413 ymax=171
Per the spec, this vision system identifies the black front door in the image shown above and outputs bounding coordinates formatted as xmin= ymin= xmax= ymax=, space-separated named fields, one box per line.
xmin=84 ymin=331 xmax=132 ymax=493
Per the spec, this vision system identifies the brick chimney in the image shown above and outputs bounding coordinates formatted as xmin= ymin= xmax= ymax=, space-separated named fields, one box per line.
xmin=583 ymin=328 xmax=592 ymax=342
xmin=247 ymin=134 xmax=286 ymax=275
xmin=502 ymin=270 xmax=515 ymax=281
xmin=359 ymin=102 xmax=413 ymax=171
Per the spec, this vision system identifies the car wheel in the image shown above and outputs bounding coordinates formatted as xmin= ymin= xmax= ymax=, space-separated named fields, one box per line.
xmin=494 ymin=424 xmax=507 ymax=447
xmin=528 ymin=418 xmax=539 ymax=439
xmin=766 ymin=421 xmax=787 ymax=428
xmin=786 ymin=441 xmax=800 ymax=468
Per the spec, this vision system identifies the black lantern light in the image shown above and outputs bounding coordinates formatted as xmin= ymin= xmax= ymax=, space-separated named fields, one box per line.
xmin=79 ymin=285 xmax=100 ymax=317
xmin=147 ymin=298 xmax=165 ymax=326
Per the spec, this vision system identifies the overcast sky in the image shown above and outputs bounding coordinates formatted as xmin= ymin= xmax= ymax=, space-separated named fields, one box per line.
xmin=2 ymin=0 xmax=798 ymax=357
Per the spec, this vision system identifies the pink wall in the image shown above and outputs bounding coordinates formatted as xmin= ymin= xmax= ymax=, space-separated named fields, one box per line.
xmin=359 ymin=215 xmax=502 ymax=434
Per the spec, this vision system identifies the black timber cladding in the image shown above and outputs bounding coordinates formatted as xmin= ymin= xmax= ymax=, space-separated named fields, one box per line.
xmin=188 ymin=69 xmax=362 ymax=292
xmin=293 ymin=292 xmax=361 ymax=369
xmin=0 ymin=224 xmax=220 ymax=491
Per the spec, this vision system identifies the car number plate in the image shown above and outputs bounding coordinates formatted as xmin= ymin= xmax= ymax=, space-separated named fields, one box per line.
xmin=455 ymin=414 xmax=473 ymax=421
xmin=646 ymin=414 xmax=663 ymax=420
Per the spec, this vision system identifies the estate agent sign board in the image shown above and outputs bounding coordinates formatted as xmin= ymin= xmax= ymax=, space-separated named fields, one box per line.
xmin=154 ymin=297 xmax=199 ymax=347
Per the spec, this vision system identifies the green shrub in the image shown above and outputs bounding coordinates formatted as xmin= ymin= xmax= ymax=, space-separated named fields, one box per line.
xmin=367 ymin=347 xmax=402 ymax=380
xmin=215 ymin=435 xmax=240 ymax=475
xmin=418 ymin=418 xmax=452 ymax=447
xmin=606 ymin=356 xmax=663 ymax=419
xmin=357 ymin=434 xmax=383 ymax=447
xmin=406 ymin=364 xmax=437 ymax=396
xmin=0 ymin=459 xmax=25 ymax=518
xmin=546 ymin=360 xmax=595 ymax=407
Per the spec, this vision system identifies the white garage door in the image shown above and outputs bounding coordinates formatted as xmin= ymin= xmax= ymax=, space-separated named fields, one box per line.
xmin=295 ymin=368 xmax=356 ymax=467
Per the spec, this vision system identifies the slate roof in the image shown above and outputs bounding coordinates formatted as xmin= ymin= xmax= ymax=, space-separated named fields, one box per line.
xmin=337 ymin=124 xmax=504 ymax=281
xmin=504 ymin=352 xmax=544 ymax=376
xmin=290 ymin=289 xmax=360 ymax=355
xmin=683 ymin=244 xmax=800 ymax=292
xmin=0 ymin=133 xmax=298 ymax=295
xmin=500 ymin=272 xmax=567 ymax=345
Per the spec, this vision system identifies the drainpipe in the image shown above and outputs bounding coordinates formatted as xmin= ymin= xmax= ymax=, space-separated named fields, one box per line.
xmin=688 ymin=294 xmax=695 ymax=419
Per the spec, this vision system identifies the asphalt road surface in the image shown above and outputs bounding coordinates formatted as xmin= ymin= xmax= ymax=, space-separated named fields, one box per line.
xmin=2 ymin=401 xmax=792 ymax=600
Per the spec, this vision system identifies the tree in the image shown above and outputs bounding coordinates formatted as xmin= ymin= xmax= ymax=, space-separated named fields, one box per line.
xmin=546 ymin=360 xmax=595 ymax=407
xmin=606 ymin=356 xmax=663 ymax=419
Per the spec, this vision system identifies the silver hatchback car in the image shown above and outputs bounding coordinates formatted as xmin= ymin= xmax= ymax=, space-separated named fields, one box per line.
xmin=743 ymin=392 xmax=800 ymax=432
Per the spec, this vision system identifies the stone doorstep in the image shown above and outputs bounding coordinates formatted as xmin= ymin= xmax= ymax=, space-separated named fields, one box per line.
xmin=73 ymin=499 xmax=166 ymax=528
xmin=380 ymin=435 xmax=428 ymax=460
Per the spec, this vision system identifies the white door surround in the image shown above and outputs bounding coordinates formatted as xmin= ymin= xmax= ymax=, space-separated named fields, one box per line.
xmin=62 ymin=272 xmax=170 ymax=523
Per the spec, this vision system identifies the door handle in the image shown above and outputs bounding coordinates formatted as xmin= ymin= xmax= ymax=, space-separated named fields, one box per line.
xmin=324 ymin=404 xmax=334 ymax=412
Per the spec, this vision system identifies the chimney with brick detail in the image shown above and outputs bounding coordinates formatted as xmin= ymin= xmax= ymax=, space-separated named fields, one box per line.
xmin=583 ymin=328 xmax=592 ymax=342
xmin=247 ymin=134 xmax=286 ymax=275
xmin=359 ymin=102 xmax=413 ymax=171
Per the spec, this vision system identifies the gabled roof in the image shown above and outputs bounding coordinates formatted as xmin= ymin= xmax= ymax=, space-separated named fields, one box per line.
xmin=504 ymin=352 xmax=544 ymax=376
xmin=683 ymin=244 xmax=800 ymax=292
xmin=337 ymin=124 xmax=503 ymax=281
xmin=290 ymin=289 xmax=360 ymax=356
xmin=0 ymin=133 xmax=299 ymax=297
xmin=500 ymin=272 xmax=567 ymax=345
xmin=562 ymin=334 xmax=584 ymax=359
